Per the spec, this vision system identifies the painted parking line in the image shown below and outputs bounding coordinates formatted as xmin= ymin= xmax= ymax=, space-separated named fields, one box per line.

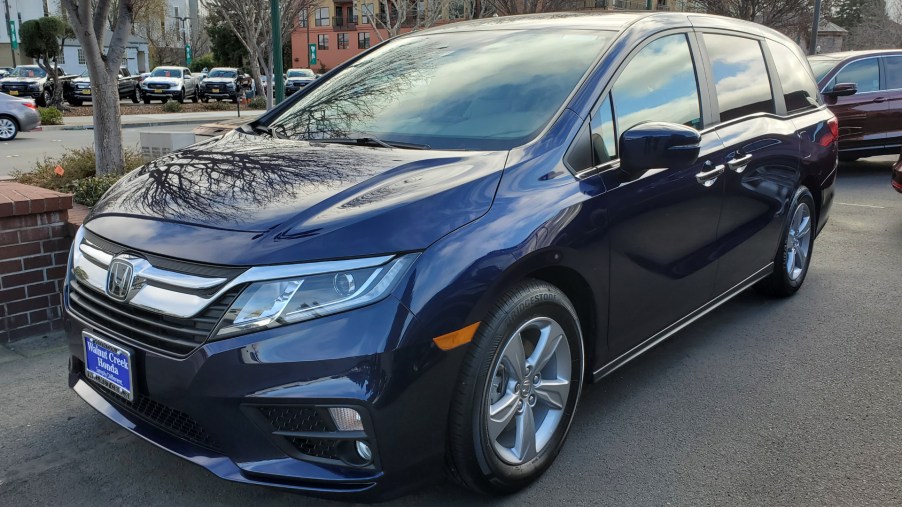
xmin=836 ymin=202 xmax=886 ymax=209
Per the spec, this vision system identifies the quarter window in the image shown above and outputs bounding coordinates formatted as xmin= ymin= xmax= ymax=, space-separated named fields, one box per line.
xmin=318 ymin=34 xmax=328 ymax=50
xmin=884 ymin=56 xmax=902 ymax=90
xmin=612 ymin=34 xmax=702 ymax=134
xmin=832 ymin=58 xmax=879 ymax=93
xmin=766 ymin=40 xmax=819 ymax=113
xmin=703 ymin=34 xmax=774 ymax=122
xmin=590 ymin=94 xmax=617 ymax=165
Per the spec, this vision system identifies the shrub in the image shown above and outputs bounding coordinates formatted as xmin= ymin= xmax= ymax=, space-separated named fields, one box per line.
xmin=190 ymin=54 xmax=216 ymax=73
xmin=162 ymin=100 xmax=183 ymax=113
xmin=68 ymin=174 xmax=125 ymax=207
xmin=13 ymin=146 xmax=143 ymax=196
xmin=202 ymin=100 xmax=232 ymax=111
xmin=247 ymin=96 xmax=267 ymax=109
xmin=38 ymin=106 xmax=63 ymax=125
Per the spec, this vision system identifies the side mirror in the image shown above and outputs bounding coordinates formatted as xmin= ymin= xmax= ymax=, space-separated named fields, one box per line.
xmin=823 ymin=82 xmax=857 ymax=97
xmin=620 ymin=122 xmax=701 ymax=177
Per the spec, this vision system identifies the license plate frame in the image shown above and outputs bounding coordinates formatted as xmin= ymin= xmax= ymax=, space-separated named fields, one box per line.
xmin=83 ymin=332 xmax=135 ymax=402
xmin=211 ymin=88 xmax=220 ymax=93
xmin=9 ymin=90 xmax=19 ymax=96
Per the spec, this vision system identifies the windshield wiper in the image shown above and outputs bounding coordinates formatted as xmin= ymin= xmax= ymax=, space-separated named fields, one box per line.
xmin=315 ymin=136 xmax=431 ymax=150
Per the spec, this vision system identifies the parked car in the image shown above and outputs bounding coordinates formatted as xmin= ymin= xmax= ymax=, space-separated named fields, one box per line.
xmin=64 ymin=12 xmax=837 ymax=501
xmin=0 ymin=92 xmax=40 ymax=141
xmin=199 ymin=67 xmax=242 ymax=103
xmin=808 ymin=50 xmax=902 ymax=161
xmin=0 ymin=64 xmax=74 ymax=106
xmin=0 ymin=67 xmax=13 ymax=78
xmin=140 ymin=66 xmax=199 ymax=104
xmin=893 ymin=149 xmax=902 ymax=192
xmin=64 ymin=67 xmax=141 ymax=106
xmin=285 ymin=68 xmax=316 ymax=95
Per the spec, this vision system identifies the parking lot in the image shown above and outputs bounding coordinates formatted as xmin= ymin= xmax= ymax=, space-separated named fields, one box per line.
xmin=0 ymin=155 xmax=898 ymax=506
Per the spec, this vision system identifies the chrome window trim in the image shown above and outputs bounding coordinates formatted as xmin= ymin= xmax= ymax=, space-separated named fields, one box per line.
xmin=71 ymin=233 xmax=395 ymax=319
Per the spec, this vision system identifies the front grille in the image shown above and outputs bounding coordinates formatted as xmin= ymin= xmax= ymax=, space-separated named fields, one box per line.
xmin=68 ymin=278 xmax=242 ymax=356
xmin=95 ymin=385 xmax=219 ymax=451
xmin=259 ymin=406 xmax=331 ymax=433
xmin=149 ymin=83 xmax=169 ymax=89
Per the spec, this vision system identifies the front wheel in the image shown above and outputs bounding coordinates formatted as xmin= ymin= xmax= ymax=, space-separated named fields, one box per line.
xmin=176 ymin=89 xmax=184 ymax=104
xmin=0 ymin=116 xmax=18 ymax=140
xmin=191 ymin=88 xmax=198 ymax=103
xmin=131 ymin=88 xmax=140 ymax=103
xmin=447 ymin=279 xmax=584 ymax=494
xmin=755 ymin=187 xmax=816 ymax=297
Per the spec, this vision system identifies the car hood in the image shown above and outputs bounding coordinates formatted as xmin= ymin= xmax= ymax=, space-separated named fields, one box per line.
xmin=72 ymin=77 xmax=91 ymax=84
xmin=0 ymin=77 xmax=42 ymax=84
xmin=85 ymin=131 xmax=507 ymax=265
xmin=143 ymin=77 xmax=181 ymax=86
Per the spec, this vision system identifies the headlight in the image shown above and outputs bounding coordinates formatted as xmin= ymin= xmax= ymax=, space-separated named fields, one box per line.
xmin=214 ymin=254 xmax=418 ymax=338
xmin=28 ymin=84 xmax=39 ymax=90
xmin=226 ymin=82 xmax=235 ymax=89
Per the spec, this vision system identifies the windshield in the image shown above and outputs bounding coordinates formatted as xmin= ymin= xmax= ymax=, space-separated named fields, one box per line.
xmin=151 ymin=68 xmax=182 ymax=78
xmin=267 ymin=29 xmax=614 ymax=150
xmin=9 ymin=66 xmax=46 ymax=78
xmin=209 ymin=69 xmax=237 ymax=78
xmin=287 ymin=69 xmax=314 ymax=78
xmin=808 ymin=58 xmax=838 ymax=83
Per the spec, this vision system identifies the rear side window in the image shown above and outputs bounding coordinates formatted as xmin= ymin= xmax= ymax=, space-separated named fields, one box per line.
xmin=611 ymin=34 xmax=702 ymax=133
xmin=703 ymin=34 xmax=775 ymax=122
xmin=884 ymin=56 xmax=902 ymax=90
xmin=833 ymin=59 xmax=879 ymax=92
xmin=766 ymin=40 xmax=820 ymax=113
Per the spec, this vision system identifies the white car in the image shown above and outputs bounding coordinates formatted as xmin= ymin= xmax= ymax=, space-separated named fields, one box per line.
xmin=140 ymin=66 xmax=199 ymax=104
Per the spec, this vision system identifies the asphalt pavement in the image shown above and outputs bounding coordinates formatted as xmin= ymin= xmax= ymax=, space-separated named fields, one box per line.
xmin=0 ymin=156 xmax=899 ymax=506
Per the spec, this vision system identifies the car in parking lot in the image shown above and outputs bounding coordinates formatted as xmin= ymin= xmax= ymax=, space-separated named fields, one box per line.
xmin=65 ymin=11 xmax=837 ymax=501
xmin=0 ymin=64 xmax=73 ymax=106
xmin=64 ymin=67 xmax=141 ymax=106
xmin=285 ymin=68 xmax=316 ymax=95
xmin=199 ymin=67 xmax=242 ymax=103
xmin=0 ymin=67 xmax=13 ymax=78
xmin=0 ymin=92 xmax=41 ymax=140
xmin=808 ymin=50 xmax=902 ymax=161
xmin=140 ymin=66 xmax=199 ymax=104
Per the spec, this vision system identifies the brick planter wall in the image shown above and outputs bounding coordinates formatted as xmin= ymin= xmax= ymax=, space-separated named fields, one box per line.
xmin=0 ymin=182 xmax=75 ymax=343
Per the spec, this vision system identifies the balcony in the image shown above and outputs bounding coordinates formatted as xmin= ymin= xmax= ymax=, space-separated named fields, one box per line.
xmin=333 ymin=16 xmax=358 ymax=30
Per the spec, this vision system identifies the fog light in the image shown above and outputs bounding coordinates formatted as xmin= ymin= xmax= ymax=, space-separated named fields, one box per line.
xmin=356 ymin=440 xmax=372 ymax=462
xmin=328 ymin=407 xmax=363 ymax=431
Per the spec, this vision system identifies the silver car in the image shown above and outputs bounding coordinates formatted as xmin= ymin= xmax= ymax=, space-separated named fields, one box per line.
xmin=0 ymin=92 xmax=41 ymax=141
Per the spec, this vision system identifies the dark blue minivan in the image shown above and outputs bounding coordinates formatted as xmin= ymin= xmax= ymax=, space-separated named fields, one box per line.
xmin=65 ymin=12 xmax=837 ymax=500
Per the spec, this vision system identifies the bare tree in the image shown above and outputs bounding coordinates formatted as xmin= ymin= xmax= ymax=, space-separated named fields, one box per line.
xmin=693 ymin=0 xmax=816 ymax=32
xmin=488 ymin=0 xmax=579 ymax=16
xmin=845 ymin=0 xmax=902 ymax=48
xmin=203 ymin=0 xmax=311 ymax=110
xmin=60 ymin=0 xmax=156 ymax=175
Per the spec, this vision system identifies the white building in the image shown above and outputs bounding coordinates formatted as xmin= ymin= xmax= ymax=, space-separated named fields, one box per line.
xmin=57 ymin=33 xmax=151 ymax=76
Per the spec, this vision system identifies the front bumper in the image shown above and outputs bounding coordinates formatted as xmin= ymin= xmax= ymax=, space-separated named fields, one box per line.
xmin=142 ymin=88 xmax=180 ymax=98
xmin=202 ymin=89 xmax=237 ymax=99
xmin=1 ymin=87 xmax=40 ymax=99
xmin=65 ymin=289 xmax=458 ymax=500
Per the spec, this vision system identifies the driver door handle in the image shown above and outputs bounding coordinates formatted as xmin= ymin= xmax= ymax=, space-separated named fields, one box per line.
xmin=873 ymin=97 xmax=887 ymax=103
xmin=696 ymin=163 xmax=725 ymax=187
xmin=727 ymin=153 xmax=753 ymax=173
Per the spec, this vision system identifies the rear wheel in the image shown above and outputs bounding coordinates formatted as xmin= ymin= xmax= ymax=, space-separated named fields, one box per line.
xmin=37 ymin=88 xmax=51 ymax=107
xmin=447 ymin=279 xmax=584 ymax=494
xmin=191 ymin=88 xmax=198 ymax=103
xmin=755 ymin=187 xmax=816 ymax=297
xmin=0 ymin=116 xmax=19 ymax=140
xmin=143 ymin=97 xmax=151 ymax=105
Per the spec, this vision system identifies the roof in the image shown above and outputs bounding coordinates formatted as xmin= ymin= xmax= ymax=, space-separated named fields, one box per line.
xmin=419 ymin=12 xmax=643 ymax=34
xmin=818 ymin=20 xmax=847 ymax=33
xmin=810 ymin=49 xmax=902 ymax=60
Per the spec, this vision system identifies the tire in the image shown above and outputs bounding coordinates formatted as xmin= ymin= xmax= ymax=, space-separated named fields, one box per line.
xmin=231 ymin=96 xmax=238 ymax=104
xmin=447 ymin=279 xmax=584 ymax=495
xmin=161 ymin=97 xmax=169 ymax=104
xmin=177 ymin=89 xmax=185 ymax=104
xmin=755 ymin=187 xmax=816 ymax=297
xmin=191 ymin=89 xmax=198 ymax=103
xmin=131 ymin=88 xmax=140 ymax=103
xmin=0 ymin=115 xmax=19 ymax=141
xmin=37 ymin=88 xmax=50 ymax=107
xmin=143 ymin=97 xmax=151 ymax=105
xmin=201 ymin=95 xmax=209 ymax=103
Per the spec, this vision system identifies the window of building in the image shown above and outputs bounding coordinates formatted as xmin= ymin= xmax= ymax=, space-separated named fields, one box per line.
xmin=318 ymin=34 xmax=329 ymax=50
xmin=358 ymin=32 xmax=371 ymax=49
xmin=831 ymin=58 xmax=879 ymax=93
xmin=299 ymin=9 xmax=307 ymax=28
xmin=77 ymin=48 xmax=85 ymax=65
xmin=361 ymin=3 xmax=375 ymax=23
xmin=338 ymin=33 xmax=349 ymax=49
xmin=56 ymin=50 xmax=65 ymax=65
xmin=703 ymin=34 xmax=774 ymax=122
xmin=766 ymin=40 xmax=819 ymax=114
xmin=612 ymin=34 xmax=702 ymax=133
xmin=315 ymin=7 xmax=330 ymax=26
xmin=882 ymin=56 xmax=902 ymax=90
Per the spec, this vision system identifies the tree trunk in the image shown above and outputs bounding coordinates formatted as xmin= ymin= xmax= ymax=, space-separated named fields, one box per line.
xmin=86 ymin=55 xmax=125 ymax=175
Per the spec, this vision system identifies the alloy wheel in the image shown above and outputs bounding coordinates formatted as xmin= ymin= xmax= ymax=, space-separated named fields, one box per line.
xmin=0 ymin=118 xmax=16 ymax=139
xmin=785 ymin=202 xmax=812 ymax=281
xmin=486 ymin=316 xmax=572 ymax=465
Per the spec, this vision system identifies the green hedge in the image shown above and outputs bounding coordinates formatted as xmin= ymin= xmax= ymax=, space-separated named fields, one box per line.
xmin=38 ymin=107 xmax=63 ymax=125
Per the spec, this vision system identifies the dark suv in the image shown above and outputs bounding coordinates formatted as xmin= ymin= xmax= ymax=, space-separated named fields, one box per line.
xmin=65 ymin=12 xmax=837 ymax=501
xmin=809 ymin=50 xmax=902 ymax=161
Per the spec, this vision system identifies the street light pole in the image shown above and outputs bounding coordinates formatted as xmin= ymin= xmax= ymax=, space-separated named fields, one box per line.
xmin=3 ymin=0 xmax=17 ymax=66
xmin=271 ymin=0 xmax=285 ymax=105
xmin=809 ymin=0 xmax=822 ymax=55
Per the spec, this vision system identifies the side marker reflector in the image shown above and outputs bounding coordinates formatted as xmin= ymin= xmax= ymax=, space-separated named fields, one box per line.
xmin=433 ymin=322 xmax=480 ymax=351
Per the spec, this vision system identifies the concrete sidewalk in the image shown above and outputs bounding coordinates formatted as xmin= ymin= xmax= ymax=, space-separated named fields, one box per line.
xmin=44 ymin=110 xmax=264 ymax=131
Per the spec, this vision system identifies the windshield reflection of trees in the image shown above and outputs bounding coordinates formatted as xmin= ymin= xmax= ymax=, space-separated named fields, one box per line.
xmin=272 ymin=39 xmax=441 ymax=140
xmin=98 ymin=134 xmax=389 ymax=225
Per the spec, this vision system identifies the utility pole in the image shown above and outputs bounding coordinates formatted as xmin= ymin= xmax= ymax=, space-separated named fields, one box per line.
xmin=171 ymin=15 xmax=192 ymax=66
xmin=305 ymin=6 xmax=310 ymax=68
xmin=3 ymin=0 xmax=16 ymax=67
xmin=271 ymin=0 xmax=285 ymax=105
xmin=809 ymin=0 xmax=822 ymax=55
